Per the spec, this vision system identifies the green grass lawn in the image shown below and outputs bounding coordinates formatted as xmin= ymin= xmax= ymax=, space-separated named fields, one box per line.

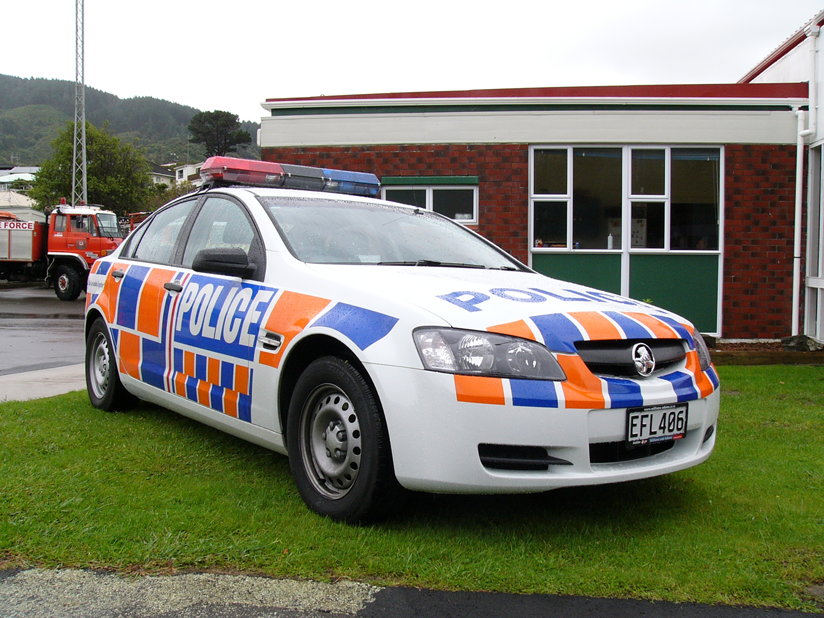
xmin=1 ymin=365 xmax=822 ymax=611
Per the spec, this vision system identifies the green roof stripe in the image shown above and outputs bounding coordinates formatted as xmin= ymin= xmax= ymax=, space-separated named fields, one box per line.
xmin=382 ymin=176 xmax=479 ymax=186
xmin=270 ymin=103 xmax=800 ymax=117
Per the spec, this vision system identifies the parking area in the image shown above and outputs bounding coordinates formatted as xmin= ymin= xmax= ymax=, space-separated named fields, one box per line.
xmin=0 ymin=285 xmax=85 ymax=376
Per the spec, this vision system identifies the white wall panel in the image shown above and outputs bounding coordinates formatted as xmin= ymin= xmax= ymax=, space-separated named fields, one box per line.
xmin=260 ymin=109 xmax=799 ymax=148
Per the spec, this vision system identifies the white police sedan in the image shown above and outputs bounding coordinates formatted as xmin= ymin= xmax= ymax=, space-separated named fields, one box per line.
xmin=85 ymin=157 xmax=719 ymax=522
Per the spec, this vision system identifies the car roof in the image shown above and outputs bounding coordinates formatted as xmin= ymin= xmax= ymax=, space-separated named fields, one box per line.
xmin=200 ymin=185 xmax=420 ymax=212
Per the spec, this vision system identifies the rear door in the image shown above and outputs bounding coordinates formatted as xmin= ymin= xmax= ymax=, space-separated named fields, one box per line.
xmin=109 ymin=198 xmax=197 ymax=390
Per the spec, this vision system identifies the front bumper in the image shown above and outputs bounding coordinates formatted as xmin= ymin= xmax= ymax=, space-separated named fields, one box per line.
xmin=369 ymin=364 xmax=719 ymax=493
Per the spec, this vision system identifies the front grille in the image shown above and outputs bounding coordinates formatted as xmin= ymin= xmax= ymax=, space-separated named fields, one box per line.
xmin=575 ymin=339 xmax=685 ymax=377
xmin=478 ymin=444 xmax=572 ymax=471
xmin=589 ymin=440 xmax=673 ymax=464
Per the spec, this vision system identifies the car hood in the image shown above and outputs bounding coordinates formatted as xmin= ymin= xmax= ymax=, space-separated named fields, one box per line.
xmin=306 ymin=264 xmax=692 ymax=344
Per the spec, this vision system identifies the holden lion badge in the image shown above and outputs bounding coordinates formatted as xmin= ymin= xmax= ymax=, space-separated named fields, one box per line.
xmin=632 ymin=343 xmax=656 ymax=377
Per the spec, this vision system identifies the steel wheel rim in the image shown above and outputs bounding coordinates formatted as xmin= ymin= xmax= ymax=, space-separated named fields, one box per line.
xmin=89 ymin=332 xmax=111 ymax=400
xmin=299 ymin=384 xmax=362 ymax=500
xmin=57 ymin=274 xmax=69 ymax=292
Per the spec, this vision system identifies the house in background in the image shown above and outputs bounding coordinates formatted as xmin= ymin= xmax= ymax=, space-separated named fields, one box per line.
xmin=0 ymin=192 xmax=38 ymax=215
xmin=0 ymin=166 xmax=38 ymax=188
xmin=257 ymin=11 xmax=824 ymax=344
xmin=173 ymin=163 xmax=203 ymax=187
xmin=148 ymin=163 xmax=175 ymax=187
xmin=0 ymin=166 xmax=38 ymax=213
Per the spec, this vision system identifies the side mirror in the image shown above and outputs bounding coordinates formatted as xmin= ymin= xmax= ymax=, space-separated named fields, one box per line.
xmin=192 ymin=247 xmax=255 ymax=278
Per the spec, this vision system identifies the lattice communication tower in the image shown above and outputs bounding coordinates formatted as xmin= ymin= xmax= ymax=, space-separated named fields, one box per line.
xmin=71 ymin=0 xmax=87 ymax=206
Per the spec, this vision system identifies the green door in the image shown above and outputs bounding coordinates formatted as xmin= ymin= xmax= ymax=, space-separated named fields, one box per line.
xmin=530 ymin=253 xmax=719 ymax=333
xmin=629 ymin=254 xmax=719 ymax=333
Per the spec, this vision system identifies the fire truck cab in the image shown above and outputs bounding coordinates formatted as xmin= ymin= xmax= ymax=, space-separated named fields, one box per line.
xmin=0 ymin=203 xmax=124 ymax=300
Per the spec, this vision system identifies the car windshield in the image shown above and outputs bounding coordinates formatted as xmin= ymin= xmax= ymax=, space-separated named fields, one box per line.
xmin=262 ymin=196 xmax=525 ymax=270
xmin=95 ymin=213 xmax=122 ymax=238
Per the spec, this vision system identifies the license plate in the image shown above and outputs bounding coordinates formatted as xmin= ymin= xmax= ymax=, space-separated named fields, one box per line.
xmin=626 ymin=404 xmax=688 ymax=445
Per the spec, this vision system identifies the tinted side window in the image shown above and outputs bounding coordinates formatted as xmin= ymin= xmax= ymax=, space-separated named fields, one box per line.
xmin=131 ymin=199 xmax=196 ymax=264
xmin=182 ymin=197 xmax=255 ymax=268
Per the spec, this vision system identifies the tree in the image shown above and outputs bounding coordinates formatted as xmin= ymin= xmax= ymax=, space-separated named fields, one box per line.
xmin=30 ymin=121 xmax=153 ymax=216
xmin=147 ymin=180 xmax=195 ymax=211
xmin=188 ymin=110 xmax=251 ymax=157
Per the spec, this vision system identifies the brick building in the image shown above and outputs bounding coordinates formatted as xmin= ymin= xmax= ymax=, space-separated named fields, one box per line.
xmin=258 ymin=13 xmax=824 ymax=342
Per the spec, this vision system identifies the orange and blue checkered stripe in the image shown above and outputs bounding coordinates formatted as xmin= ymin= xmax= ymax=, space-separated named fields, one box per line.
xmin=90 ymin=265 xmax=255 ymax=422
xmin=111 ymin=265 xmax=180 ymax=390
xmin=93 ymin=265 xmax=400 ymax=424
xmin=452 ymin=310 xmax=719 ymax=409
xmin=256 ymin=291 xmax=400 ymax=368
xmin=170 ymin=348 xmax=252 ymax=421
xmin=85 ymin=260 xmax=108 ymax=309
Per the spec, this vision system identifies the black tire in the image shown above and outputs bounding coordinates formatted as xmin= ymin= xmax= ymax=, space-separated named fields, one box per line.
xmin=54 ymin=264 xmax=83 ymax=301
xmin=85 ymin=318 xmax=134 ymax=411
xmin=287 ymin=356 xmax=402 ymax=523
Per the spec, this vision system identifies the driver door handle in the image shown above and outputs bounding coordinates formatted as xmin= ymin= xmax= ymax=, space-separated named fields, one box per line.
xmin=164 ymin=281 xmax=183 ymax=293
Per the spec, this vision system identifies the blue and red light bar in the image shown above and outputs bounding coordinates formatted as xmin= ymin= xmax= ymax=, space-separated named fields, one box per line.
xmin=200 ymin=157 xmax=381 ymax=197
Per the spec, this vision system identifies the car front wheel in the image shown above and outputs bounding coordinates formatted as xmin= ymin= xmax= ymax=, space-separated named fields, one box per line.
xmin=287 ymin=356 xmax=400 ymax=523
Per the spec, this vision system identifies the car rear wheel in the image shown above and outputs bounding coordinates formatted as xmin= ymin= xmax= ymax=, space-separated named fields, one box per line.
xmin=287 ymin=356 xmax=401 ymax=523
xmin=85 ymin=318 xmax=133 ymax=411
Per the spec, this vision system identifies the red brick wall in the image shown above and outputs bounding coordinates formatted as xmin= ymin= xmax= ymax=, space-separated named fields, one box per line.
xmin=263 ymin=143 xmax=801 ymax=339
xmin=723 ymin=145 xmax=799 ymax=339
xmin=262 ymin=145 xmax=531 ymax=262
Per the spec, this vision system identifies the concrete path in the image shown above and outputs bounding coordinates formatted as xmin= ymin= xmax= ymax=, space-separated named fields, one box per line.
xmin=0 ymin=363 xmax=84 ymax=402
xmin=0 ymin=568 xmax=812 ymax=617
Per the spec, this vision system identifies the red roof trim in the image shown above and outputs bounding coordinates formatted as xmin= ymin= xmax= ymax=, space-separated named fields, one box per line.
xmin=267 ymin=83 xmax=808 ymax=104
xmin=739 ymin=11 xmax=824 ymax=83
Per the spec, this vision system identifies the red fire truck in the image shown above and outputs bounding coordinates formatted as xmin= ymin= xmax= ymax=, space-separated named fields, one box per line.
xmin=0 ymin=201 xmax=124 ymax=300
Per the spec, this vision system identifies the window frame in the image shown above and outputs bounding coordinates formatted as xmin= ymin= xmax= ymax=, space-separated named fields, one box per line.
xmin=121 ymin=193 xmax=267 ymax=281
xmin=125 ymin=198 xmax=198 ymax=266
xmin=381 ymin=177 xmax=479 ymax=225
xmin=53 ymin=214 xmax=66 ymax=232
xmin=529 ymin=145 xmax=722 ymax=255
xmin=180 ymin=194 xmax=266 ymax=281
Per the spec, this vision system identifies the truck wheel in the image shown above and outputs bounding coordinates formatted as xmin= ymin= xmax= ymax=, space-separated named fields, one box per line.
xmin=287 ymin=356 xmax=402 ymax=523
xmin=54 ymin=265 xmax=82 ymax=301
xmin=85 ymin=318 xmax=134 ymax=411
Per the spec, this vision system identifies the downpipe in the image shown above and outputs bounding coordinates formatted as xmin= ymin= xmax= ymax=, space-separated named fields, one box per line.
xmin=794 ymin=108 xmax=812 ymax=336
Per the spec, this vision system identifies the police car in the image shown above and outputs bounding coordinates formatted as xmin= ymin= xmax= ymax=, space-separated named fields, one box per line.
xmin=84 ymin=156 xmax=720 ymax=522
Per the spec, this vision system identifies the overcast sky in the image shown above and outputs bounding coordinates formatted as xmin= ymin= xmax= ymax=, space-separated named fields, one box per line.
xmin=4 ymin=1 xmax=823 ymax=122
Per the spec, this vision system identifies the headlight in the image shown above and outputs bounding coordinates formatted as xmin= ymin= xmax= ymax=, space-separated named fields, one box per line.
xmin=413 ymin=328 xmax=566 ymax=381
xmin=693 ymin=331 xmax=713 ymax=370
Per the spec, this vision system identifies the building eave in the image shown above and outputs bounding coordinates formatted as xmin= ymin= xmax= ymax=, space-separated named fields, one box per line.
xmin=739 ymin=10 xmax=824 ymax=83
xmin=263 ymin=83 xmax=808 ymax=113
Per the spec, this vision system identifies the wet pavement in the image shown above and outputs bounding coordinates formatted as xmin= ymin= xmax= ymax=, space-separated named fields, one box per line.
xmin=0 ymin=285 xmax=85 ymax=375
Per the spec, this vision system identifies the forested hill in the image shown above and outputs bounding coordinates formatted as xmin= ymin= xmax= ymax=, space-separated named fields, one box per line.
xmin=0 ymin=74 xmax=260 ymax=166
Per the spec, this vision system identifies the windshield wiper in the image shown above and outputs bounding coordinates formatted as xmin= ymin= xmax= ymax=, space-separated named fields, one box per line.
xmin=378 ymin=260 xmax=486 ymax=269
